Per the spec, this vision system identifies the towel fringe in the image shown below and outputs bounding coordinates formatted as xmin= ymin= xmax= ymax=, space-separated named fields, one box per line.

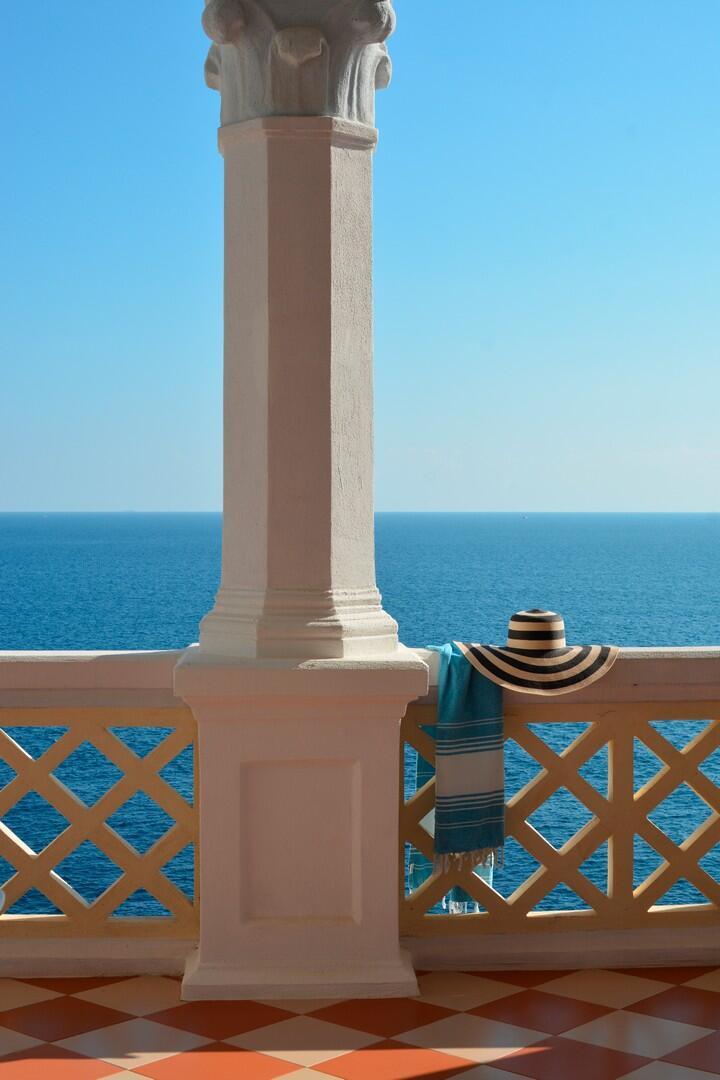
xmin=434 ymin=847 xmax=504 ymax=875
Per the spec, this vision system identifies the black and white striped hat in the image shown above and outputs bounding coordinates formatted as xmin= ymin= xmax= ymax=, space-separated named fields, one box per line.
xmin=456 ymin=610 xmax=619 ymax=696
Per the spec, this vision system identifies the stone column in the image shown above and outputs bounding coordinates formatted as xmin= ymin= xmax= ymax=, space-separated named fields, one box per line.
xmin=175 ymin=0 xmax=427 ymax=999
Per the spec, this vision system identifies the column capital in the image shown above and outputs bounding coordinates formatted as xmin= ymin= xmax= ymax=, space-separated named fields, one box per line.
xmin=202 ymin=0 xmax=395 ymax=127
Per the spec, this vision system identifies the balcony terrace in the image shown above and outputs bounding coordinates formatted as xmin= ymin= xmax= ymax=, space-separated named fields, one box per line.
xmin=0 ymin=648 xmax=719 ymax=1076
xmin=2 ymin=0 xmax=719 ymax=1076
xmin=0 ymin=966 xmax=720 ymax=1078
xmin=1 ymin=647 xmax=719 ymax=969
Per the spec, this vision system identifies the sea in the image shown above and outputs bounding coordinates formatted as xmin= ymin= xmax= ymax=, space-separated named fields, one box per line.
xmin=1 ymin=512 xmax=719 ymax=915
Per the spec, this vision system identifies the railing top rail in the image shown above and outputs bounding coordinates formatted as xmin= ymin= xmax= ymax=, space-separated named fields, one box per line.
xmin=0 ymin=645 xmax=718 ymax=705
xmin=0 ymin=650 xmax=186 ymax=709
xmin=412 ymin=647 xmax=720 ymax=705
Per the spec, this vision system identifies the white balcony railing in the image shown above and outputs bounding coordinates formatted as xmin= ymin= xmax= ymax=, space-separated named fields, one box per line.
xmin=401 ymin=648 xmax=720 ymax=970
xmin=1 ymin=646 xmax=719 ymax=975
xmin=0 ymin=651 xmax=197 ymax=975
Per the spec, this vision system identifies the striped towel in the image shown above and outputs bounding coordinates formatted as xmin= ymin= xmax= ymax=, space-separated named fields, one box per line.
xmin=432 ymin=642 xmax=504 ymax=870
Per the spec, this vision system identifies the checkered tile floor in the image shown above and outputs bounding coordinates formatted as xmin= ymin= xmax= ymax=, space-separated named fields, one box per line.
xmin=0 ymin=967 xmax=719 ymax=1078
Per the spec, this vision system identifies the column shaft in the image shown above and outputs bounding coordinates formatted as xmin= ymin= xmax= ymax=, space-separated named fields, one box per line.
xmin=199 ymin=118 xmax=399 ymax=660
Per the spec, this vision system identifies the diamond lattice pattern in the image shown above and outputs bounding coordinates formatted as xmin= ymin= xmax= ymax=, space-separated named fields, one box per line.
xmin=0 ymin=708 xmax=198 ymax=937
xmin=401 ymin=701 xmax=720 ymax=933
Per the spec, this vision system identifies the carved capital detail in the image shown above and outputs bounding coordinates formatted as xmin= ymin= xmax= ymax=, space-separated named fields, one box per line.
xmin=202 ymin=0 xmax=395 ymax=127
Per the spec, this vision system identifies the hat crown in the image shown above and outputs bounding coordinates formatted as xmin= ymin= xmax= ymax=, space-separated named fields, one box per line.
xmin=506 ymin=609 xmax=567 ymax=652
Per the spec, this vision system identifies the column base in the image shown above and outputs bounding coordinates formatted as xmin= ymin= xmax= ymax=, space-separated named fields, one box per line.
xmin=182 ymin=947 xmax=419 ymax=1001
xmin=174 ymin=647 xmax=427 ymax=1004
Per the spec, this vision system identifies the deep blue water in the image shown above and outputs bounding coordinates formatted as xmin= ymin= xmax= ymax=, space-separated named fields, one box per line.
xmin=0 ymin=513 xmax=221 ymax=652
xmin=1 ymin=512 xmax=718 ymax=914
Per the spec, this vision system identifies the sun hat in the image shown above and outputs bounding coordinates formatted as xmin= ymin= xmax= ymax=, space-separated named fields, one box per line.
xmin=456 ymin=609 xmax=619 ymax=696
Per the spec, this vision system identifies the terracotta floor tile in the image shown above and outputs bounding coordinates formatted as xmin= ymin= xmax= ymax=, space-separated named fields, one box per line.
xmin=536 ymin=970 xmax=670 ymax=1008
xmin=2 ymin=971 xmax=717 ymax=1080
xmin=309 ymin=998 xmax=455 ymax=1038
xmin=0 ymin=978 xmax=62 ymax=1011
xmin=416 ymin=974 xmax=521 ymax=1011
xmin=24 ymin=978 xmax=129 ymax=995
xmin=147 ymin=1000 xmax=294 ymax=1040
xmin=662 ymin=1028 xmax=720 ymax=1073
xmin=685 ymin=969 xmax=720 ymax=993
xmin=0 ymin=997 xmax=131 ymax=1042
xmin=228 ymin=1016 xmax=379 ymax=1067
xmin=611 ymin=967 xmax=718 ymax=985
xmin=470 ymin=989 xmax=610 ymax=1035
xmin=493 ymin=1035 xmax=650 ymax=1079
xmin=627 ymin=985 xmax=720 ymax=1028
xmin=563 ymin=1010 xmax=712 ymax=1058
xmin=397 ymin=1012 xmax=545 ymax=1064
xmin=314 ymin=1038 xmax=476 ymax=1080
xmin=474 ymin=972 xmax=573 ymax=989
xmin=56 ymin=1019 xmax=210 ymax=1070
xmin=75 ymin=978 xmax=183 ymax=1017
xmin=620 ymin=1062 xmax=720 ymax=1079
xmin=131 ymin=1041 xmax=300 ymax=1079
xmin=0 ymin=1043 xmax=120 ymax=1079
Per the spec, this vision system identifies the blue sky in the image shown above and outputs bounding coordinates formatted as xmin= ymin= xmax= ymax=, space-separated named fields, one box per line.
xmin=2 ymin=1 xmax=719 ymax=511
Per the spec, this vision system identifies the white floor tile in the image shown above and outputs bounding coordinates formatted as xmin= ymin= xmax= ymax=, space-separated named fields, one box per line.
xmin=538 ymin=969 xmax=671 ymax=1008
xmin=685 ymin=969 xmax=720 ymax=994
xmin=563 ymin=1010 xmax=712 ymax=1058
xmin=274 ymin=1072 xmax=344 ymax=1080
xmin=0 ymin=979 xmax=61 ymax=1011
xmin=620 ymin=1062 xmax=720 ymax=1080
xmin=445 ymin=1066 xmax=532 ymax=1080
xmin=56 ymin=1018 xmax=210 ymax=1069
xmin=0 ymin=1025 xmax=42 ymax=1058
xmin=74 ymin=976 xmax=183 ymax=1016
xmin=399 ymin=1011 xmax=545 ymax=1064
xmin=227 ymin=1015 xmax=378 ymax=1067
xmin=256 ymin=999 xmax=344 ymax=1015
xmin=416 ymin=972 xmax=520 ymax=1011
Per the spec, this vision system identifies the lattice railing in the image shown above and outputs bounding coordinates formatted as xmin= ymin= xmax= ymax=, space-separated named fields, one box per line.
xmin=401 ymin=700 xmax=720 ymax=935
xmin=0 ymin=707 xmax=198 ymax=938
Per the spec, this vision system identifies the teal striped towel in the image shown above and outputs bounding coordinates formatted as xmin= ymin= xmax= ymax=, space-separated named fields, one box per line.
xmin=432 ymin=643 xmax=505 ymax=870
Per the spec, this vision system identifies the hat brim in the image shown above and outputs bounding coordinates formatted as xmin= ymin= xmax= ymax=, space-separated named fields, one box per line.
xmin=455 ymin=642 xmax=619 ymax=696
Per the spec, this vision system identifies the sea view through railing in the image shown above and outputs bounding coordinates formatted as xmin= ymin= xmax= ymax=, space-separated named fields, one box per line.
xmin=1 ymin=511 xmax=719 ymax=914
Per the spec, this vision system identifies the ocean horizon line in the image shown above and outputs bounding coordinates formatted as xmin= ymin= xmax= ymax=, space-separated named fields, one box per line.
xmin=1 ymin=509 xmax=720 ymax=516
